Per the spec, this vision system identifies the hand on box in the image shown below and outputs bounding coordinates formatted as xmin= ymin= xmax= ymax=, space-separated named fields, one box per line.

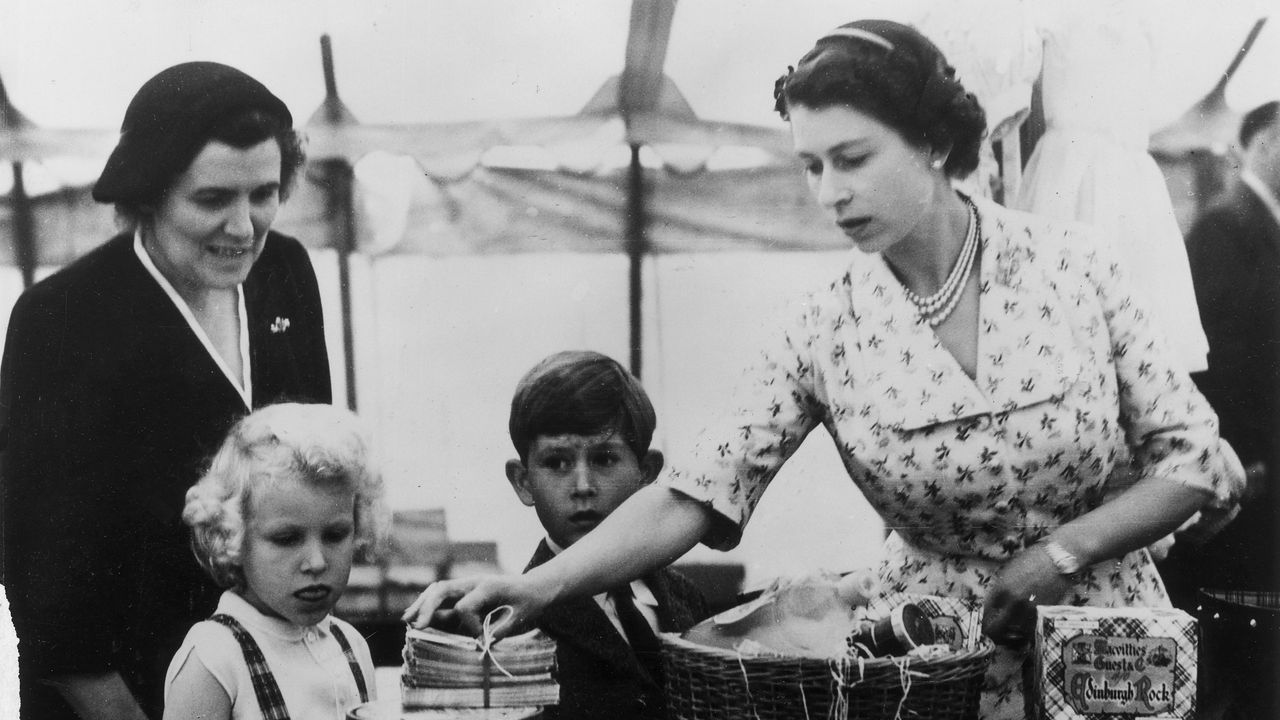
xmin=981 ymin=545 xmax=1073 ymax=649
xmin=401 ymin=574 xmax=546 ymax=640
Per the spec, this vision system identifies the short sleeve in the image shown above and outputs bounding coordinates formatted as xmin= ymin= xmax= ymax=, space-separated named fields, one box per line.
xmin=164 ymin=621 xmax=244 ymax=708
xmin=1078 ymin=226 xmax=1245 ymax=508
xmin=659 ymin=299 xmax=827 ymax=549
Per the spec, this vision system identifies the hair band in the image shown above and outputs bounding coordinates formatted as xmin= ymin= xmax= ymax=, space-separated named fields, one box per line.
xmin=820 ymin=27 xmax=895 ymax=52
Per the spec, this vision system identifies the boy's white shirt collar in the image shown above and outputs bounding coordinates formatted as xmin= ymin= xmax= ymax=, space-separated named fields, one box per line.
xmin=134 ymin=230 xmax=253 ymax=409
xmin=1241 ymin=169 xmax=1280 ymax=228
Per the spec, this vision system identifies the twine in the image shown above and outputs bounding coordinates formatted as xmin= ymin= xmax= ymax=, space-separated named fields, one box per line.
xmin=734 ymin=650 xmax=765 ymax=720
xmin=828 ymin=659 xmax=851 ymax=720
xmin=474 ymin=605 xmax=518 ymax=708
xmin=825 ymin=650 xmax=926 ymax=720
xmin=474 ymin=605 xmax=518 ymax=675
xmin=799 ymin=677 xmax=812 ymax=720
xmin=892 ymin=655 xmax=915 ymax=720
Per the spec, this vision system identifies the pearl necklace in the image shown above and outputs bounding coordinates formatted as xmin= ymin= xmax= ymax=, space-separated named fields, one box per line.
xmin=901 ymin=197 xmax=980 ymax=327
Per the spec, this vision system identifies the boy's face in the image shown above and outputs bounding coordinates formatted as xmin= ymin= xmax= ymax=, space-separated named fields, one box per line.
xmin=507 ymin=430 xmax=663 ymax=549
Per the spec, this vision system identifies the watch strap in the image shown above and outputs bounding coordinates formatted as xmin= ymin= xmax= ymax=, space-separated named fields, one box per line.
xmin=1040 ymin=540 xmax=1083 ymax=576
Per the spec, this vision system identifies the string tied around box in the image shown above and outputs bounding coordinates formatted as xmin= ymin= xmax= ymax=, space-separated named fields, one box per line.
xmin=474 ymin=605 xmax=517 ymax=707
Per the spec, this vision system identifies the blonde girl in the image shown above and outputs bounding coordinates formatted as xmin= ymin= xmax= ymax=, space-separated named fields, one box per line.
xmin=165 ymin=403 xmax=387 ymax=720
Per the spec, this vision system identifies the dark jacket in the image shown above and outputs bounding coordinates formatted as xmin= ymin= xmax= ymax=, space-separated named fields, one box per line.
xmin=525 ymin=540 xmax=707 ymax=720
xmin=0 ymin=231 xmax=331 ymax=718
xmin=1161 ymin=180 xmax=1280 ymax=604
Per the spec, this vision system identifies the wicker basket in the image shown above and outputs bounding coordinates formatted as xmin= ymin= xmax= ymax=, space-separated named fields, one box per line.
xmin=661 ymin=633 xmax=992 ymax=720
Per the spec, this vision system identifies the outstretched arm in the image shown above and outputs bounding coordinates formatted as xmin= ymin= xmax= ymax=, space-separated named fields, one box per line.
xmin=403 ymin=485 xmax=713 ymax=637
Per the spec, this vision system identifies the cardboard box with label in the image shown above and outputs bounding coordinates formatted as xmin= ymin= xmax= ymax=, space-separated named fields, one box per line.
xmin=1031 ymin=606 xmax=1197 ymax=720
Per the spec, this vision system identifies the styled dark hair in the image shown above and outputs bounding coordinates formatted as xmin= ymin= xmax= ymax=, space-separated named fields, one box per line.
xmin=111 ymin=110 xmax=305 ymax=228
xmin=773 ymin=19 xmax=986 ymax=178
xmin=92 ymin=61 xmax=306 ymax=227
xmin=508 ymin=351 xmax=656 ymax=465
xmin=1240 ymin=101 xmax=1280 ymax=149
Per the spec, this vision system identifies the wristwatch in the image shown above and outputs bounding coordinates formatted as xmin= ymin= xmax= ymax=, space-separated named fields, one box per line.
xmin=1040 ymin=540 xmax=1084 ymax=577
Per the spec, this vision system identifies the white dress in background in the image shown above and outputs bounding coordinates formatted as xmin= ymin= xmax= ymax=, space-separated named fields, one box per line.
xmin=1015 ymin=0 xmax=1208 ymax=371
xmin=906 ymin=0 xmax=1042 ymax=200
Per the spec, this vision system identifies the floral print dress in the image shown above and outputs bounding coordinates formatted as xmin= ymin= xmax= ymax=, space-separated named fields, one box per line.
xmin=660 ymin=197 xmax=1242 ymax=719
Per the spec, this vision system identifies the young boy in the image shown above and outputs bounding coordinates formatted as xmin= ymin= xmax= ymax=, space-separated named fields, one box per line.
xmin=505 ymin=350 xmax=708 ymax=720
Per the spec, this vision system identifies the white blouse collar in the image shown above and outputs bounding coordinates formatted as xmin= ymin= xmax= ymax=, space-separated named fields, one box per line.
xmin=1241 ymin=170 xmax=1280 ymax=228
xmin=215 ymin=590 xmax=330 ymax=642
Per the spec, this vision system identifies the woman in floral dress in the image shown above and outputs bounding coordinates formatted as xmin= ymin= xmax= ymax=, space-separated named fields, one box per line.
xmin=406 ymin=20 xmax=1242 ymax=718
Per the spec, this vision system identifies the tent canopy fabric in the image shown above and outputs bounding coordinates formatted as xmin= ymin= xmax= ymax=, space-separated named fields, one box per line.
xmin=326 ymin=164 xmax=837 ymax=257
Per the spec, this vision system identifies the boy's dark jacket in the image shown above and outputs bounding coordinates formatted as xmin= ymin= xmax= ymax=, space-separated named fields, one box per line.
xmin=525 ymin=539 xmax=708 ymax=720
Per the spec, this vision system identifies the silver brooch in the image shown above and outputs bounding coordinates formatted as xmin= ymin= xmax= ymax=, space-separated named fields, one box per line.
xmin=270 ymin=316 xmax=291 ymax=334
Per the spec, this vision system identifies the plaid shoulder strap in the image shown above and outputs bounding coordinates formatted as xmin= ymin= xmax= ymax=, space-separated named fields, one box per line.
xmin=210 ymin=614 xmax=291 ymax=720
xmin=328 ymin=622 xmax=370 ymax=703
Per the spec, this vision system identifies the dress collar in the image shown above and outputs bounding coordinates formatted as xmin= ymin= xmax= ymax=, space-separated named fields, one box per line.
xmin=844 ymin=197 xmax=1081 ymax=430
xmin=133 ymin=230 xmax=253 ymax=409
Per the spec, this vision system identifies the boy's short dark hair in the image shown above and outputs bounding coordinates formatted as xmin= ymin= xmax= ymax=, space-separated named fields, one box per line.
xmin=1240 ymin=101 xmax=1280 ymax=149
xmin=509 ymin=351 xmax=656 ymax=464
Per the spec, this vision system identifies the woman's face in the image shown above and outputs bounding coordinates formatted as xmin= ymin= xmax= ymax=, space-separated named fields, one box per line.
xmin=790 ymin=103 xmax=939 ymax=255
xmin=146 ymin=138 xmax=282 ymax=297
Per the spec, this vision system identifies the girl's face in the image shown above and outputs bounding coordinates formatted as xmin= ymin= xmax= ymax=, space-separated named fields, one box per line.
xmin=789 ymin=103 xmax=939 ymax=256
xmin=240 ymin=476 xmax=356 ymax=627
xmin=145 ymin=138 xmax=282 ymax=299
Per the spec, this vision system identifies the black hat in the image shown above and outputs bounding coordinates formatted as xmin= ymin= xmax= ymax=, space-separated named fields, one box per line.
xmin=92 ymin=61 xmax=292 ymax=204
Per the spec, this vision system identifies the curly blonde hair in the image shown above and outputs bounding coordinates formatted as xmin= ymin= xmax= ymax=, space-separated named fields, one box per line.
xmin=183 ymin=402 xmax=388 ymax=590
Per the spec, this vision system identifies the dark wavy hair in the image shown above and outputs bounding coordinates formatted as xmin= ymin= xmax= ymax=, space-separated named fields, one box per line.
xmin=114 ymin=109 xmax=306 ymax=230
xmin=773 ymin=19 xmax=987 ymax=179
xmin=1240 ymin=101 xmax=1280 ymax=149
xmin=508 ymin=351 xmax=656 ymax=465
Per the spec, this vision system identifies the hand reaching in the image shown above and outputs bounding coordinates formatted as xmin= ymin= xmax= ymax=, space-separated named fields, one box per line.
xmin=401 ymin=574 xmax=550 ymax=640
xmin=981 ymin=544 xmax=1073 ymax=649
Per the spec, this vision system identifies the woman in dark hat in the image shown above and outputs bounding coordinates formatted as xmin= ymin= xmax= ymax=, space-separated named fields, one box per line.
xmin=403 ymin=20 xmax=1243 ymax=718
xmin=0 ymin=61 xmax=331 ymax=719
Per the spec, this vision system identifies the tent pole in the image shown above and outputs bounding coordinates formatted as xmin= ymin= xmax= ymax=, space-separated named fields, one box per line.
xmin=12 ymin=162 xmax=37 ymax=287
xmin=318 ymin=158 xmax=359 ymax=410
xmin=626 ymin=143 xmax=646 ymax=379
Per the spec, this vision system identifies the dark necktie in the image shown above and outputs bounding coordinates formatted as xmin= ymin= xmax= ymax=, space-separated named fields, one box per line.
xmin=610 ymin=587 xmax=664 ymax=682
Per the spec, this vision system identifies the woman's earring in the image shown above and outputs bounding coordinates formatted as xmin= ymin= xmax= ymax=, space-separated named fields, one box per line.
xmin=930 ymin=158 xmax=944 ymax=170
